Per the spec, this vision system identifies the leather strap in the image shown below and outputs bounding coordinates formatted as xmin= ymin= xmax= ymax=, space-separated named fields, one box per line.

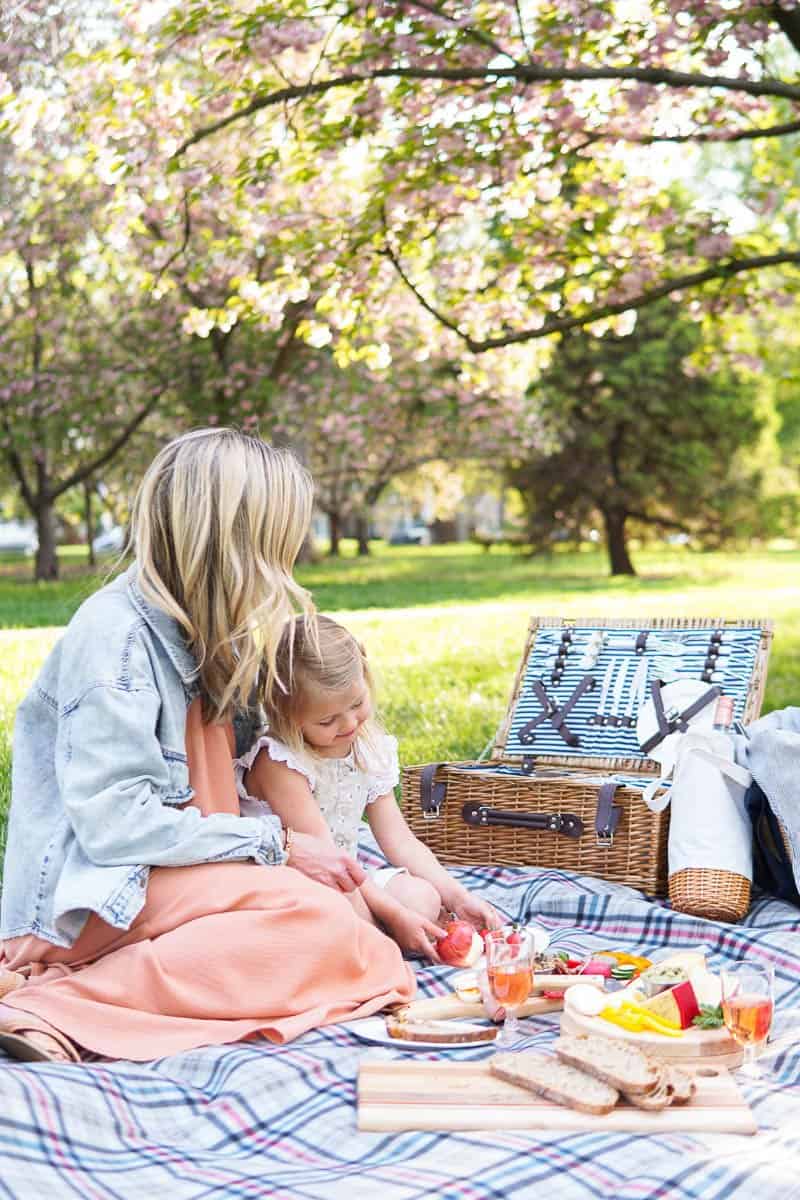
xmin=640 ymin=682 xmax=721 ymax=756
xmin=518 ymin=675 xmax=596 ymax=748
xmin=595 ymin=781 xmax=622 ymax=840
xmin=461 ymin=801 xmax=584 ymax=838
xmin=419 ymin=762 xmax=448 ymax=816
xmin=635 ymin=632 xmax=649 ymax=655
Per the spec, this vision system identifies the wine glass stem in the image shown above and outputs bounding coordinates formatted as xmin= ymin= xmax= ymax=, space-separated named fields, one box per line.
xmin=742 ymin=1042 xmax=760 ymax=1077
xmin=498 ymin=1009 xmax=520 ymax=1047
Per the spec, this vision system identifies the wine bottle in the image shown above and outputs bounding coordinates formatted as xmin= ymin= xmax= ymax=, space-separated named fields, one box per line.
xmin=711 ymin=695 xmax=735 ymax=757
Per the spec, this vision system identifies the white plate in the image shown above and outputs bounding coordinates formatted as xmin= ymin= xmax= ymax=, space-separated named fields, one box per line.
xmin=344 ymin=1015 xmax=497 ymax=1051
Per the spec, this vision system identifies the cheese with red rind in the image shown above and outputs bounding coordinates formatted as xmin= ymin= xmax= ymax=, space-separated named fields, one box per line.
xmin=640 ymin=980 xmax=700 ymax=1029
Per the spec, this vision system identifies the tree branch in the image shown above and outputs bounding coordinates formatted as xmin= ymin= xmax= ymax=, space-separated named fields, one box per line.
xmin=154 ymin=191 xmax=192 ymax=281
xmin=386 ymin=248 xmax=800 ymax=351
xmin=598 ymin=117 xmax=800 ymax=145
xmin=174 ymin=63 xmax=800 ymax=156
xmin=1 ymin=428 xmax=36 ymax=510
xmin=53 ymin=392 xmax=164 ymax=499
xmin=771 ymin=1 xmax=800 ymax=54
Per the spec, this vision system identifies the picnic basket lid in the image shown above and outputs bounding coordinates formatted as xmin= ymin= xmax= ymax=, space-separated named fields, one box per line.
xmin=491 ymin=616 xmax=773 ymax=774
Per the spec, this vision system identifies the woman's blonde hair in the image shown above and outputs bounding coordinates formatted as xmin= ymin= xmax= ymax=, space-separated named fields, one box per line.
xmin=266 ymin=614 xmax=384 ymax=765
xmin=131 ymin=427 xmax=314 ymax=721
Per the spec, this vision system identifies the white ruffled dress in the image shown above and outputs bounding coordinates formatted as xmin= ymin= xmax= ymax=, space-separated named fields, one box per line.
xmin=234 ymin=731 xmax=405 ymax=887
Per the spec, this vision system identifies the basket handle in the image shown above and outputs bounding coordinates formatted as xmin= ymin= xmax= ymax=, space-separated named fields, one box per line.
xmin=462 ymin=801 xmax=584 ymax=838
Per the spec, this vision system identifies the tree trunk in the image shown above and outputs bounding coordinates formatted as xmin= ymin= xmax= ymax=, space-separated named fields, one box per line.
xmin=355 ymin=511 xmax=371 ymax=556
xmin=84 ymin=481 xmax=96 ymax=568
xmin=328 ymin=511 xmax=341 ymax=556
xmin=34 ymin=499 xmax=59 ymax=581
xmin=602 ymin=507 xmax=636 ymax=576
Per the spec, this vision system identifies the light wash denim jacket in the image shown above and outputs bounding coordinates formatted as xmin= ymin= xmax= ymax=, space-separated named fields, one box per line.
xmin=1 ymin=563 xmax=285 ymax=948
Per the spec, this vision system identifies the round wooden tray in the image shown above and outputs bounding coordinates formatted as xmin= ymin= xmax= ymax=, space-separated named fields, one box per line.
xmin=560 ymin=1009 xmax=744 ymax=1069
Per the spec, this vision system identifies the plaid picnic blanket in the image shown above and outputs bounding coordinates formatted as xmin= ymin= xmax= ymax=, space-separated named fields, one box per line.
xmin=1 ymin=834 xmax=799 ymax=1200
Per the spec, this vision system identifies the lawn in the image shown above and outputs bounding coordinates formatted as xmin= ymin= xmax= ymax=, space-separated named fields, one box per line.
xmin=0 ymin=541 xmax=797 ymax=855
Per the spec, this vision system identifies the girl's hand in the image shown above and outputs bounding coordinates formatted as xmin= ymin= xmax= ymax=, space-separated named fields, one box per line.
xmin=444 ymin=889 xmax=503 ymax=932
xmin=383 ymin=909 xmax=447 ymax=962
xmin=287 ymin=832 xmax=367 ymax=892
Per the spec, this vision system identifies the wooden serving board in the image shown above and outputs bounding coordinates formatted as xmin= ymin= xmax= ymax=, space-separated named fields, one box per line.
xmin=391 ymin=989 xmax=584 ymax=1024
xmin=357 ymin=1060 xmax=756 ymax=1134
xmin=560 ymin=1009 xmax=744 ymax=1068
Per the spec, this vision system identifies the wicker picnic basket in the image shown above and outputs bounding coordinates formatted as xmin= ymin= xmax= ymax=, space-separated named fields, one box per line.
xmin=401 ymin=616 xmax=773 ymax=905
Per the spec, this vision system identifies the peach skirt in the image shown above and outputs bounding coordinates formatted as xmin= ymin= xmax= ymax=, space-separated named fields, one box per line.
xmin=0 ymin=702 xmax=415 ymax=1060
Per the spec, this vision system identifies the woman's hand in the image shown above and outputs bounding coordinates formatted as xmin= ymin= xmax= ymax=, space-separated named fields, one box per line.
xmin=287 ymin=832 xmax=367 ymax=893
xmin=382 ymin=907 xmax=447 ymax=962
xmin=442 ymin=888 xmax=503 ymax=933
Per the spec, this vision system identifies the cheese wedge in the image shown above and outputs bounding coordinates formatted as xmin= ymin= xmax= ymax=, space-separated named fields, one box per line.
xmin=641 ymin=980 xmax=700 ymax=1029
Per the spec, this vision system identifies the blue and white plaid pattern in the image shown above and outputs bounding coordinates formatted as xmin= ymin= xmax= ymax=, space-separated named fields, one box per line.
xmin=1 ymin=834 xmax=799 ymax=1200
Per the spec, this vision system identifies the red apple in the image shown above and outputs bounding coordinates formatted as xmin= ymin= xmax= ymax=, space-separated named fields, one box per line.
xmin=437 ymin=920 xmax=484 ymax=967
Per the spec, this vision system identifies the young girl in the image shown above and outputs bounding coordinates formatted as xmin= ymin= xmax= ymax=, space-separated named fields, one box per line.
xmin=236 ymin=615 xmax=501 ymax=961
xmin=0 ymin=428 xmax=415 ymax=1062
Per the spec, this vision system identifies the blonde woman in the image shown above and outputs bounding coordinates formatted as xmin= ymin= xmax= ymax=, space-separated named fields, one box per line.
xmin=236 ymin=615 xmax=501 ymax=961
xmin=0 ymin=429 xmax=414 ymax=1063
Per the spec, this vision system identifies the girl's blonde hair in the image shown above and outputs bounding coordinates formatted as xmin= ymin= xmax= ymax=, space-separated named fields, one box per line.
xmin=266 ymin=614 xmax=384 ymax=764
xmin=131 ymin=427 xmax=314 ymax=721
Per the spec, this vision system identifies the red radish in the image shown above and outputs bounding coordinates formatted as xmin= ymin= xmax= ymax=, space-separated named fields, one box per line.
xmin=581 ymin=959 xmax=613 ymax=977
xmin=436 ymin=920 xmax=484 ymax=967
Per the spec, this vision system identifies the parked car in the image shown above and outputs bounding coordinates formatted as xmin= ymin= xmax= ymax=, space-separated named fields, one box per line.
xmin=92 ymin=526 xmax=127 ymax=555
xmin=0 ymin=520 xmax=37 ymax=555
xmin=388 ymin=523 xmax=431 ymax=546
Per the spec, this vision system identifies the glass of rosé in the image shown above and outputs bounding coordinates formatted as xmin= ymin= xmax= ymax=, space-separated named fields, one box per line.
xmin=485 ymin=929 xmax=534 ymax=1048
xmin=720 ymin=962 xmax=774 ymax=1077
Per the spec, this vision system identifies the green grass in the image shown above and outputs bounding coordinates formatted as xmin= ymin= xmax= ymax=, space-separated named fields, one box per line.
xmin=0 ymin=541 xmax=797 ymax=853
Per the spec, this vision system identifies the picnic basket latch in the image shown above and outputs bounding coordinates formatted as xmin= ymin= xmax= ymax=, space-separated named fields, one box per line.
xmin=461 ymin=801 xmax=584 ymax=839
xmin=419 ymin=763 xmax=448 ymax=819
xmin=595 ymin=781 xmax=622 ymax=847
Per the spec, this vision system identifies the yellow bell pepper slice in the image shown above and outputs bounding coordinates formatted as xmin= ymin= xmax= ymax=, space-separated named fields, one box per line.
xmin=619 ymin=1001 xmax=681 ymax=1031
xmin=598 ymin=1003 xmax=683 ymax=1037
xmin=614 ymin=1002 xmax=683 ymax=1037
xmin=597 ymin=951 xmax=653 ymax=971
xmin=598 ymin=1006 xmax=645 ymax=1033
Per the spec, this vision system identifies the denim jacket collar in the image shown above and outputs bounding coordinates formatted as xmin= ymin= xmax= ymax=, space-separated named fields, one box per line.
xmin=125 ymin=563 xmax=199 ymax=686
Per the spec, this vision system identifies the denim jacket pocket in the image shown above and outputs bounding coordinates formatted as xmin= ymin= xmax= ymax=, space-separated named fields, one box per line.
xmin=161 ymin=748 xmax=193 ymax=805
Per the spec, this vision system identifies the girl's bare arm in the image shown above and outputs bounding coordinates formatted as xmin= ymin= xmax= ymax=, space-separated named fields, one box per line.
xmin=244 ymin=752 xmax=372 ymax=916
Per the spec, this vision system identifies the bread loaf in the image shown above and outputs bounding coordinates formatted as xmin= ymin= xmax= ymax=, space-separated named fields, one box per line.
xmin=554 ymin=1034 xmax=662 ymax=1095
xmin=490 ymin=1052 xmax=619 ymax=1116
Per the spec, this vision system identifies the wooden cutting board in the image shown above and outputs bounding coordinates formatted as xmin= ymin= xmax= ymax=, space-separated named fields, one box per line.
xmin=357 ymin=1059 xmax=756 ymax=1134
xmin=560 ymin=1010 xmax=744 ymax=1068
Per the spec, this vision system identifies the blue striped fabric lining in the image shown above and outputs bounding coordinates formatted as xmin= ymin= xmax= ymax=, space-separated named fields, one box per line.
xmin=503 ymin=625 xmax=762 ymax=761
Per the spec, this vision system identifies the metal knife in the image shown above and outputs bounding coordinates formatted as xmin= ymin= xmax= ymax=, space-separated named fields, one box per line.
xmin=623 ymin=657 xmax=648 ymax=727
xmin=591 ymin=662 xmax=615 ymax=725
xmin=608 ymin=658 xmax=630 ymax=726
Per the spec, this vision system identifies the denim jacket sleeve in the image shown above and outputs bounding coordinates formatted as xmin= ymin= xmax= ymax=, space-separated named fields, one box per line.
xmin=56 ymin=680 xmax=286 ymax=869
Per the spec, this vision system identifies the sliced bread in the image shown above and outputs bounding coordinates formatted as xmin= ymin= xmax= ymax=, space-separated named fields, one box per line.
xmin=621 ymin=1063 xmax=697 ymax=1110
xmin=664 ymin=1065 xmax=696 ymax=1106
xmin=554 ymin=1033 xmax=662 ymax=1095
xmin=384 ymin=1016 xmax=497 ymax=1044
xmin=620 ymin=1070 xmax=671 ymax=1111
xmin=490 ymin=1051 xmax=619 ymax=1116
